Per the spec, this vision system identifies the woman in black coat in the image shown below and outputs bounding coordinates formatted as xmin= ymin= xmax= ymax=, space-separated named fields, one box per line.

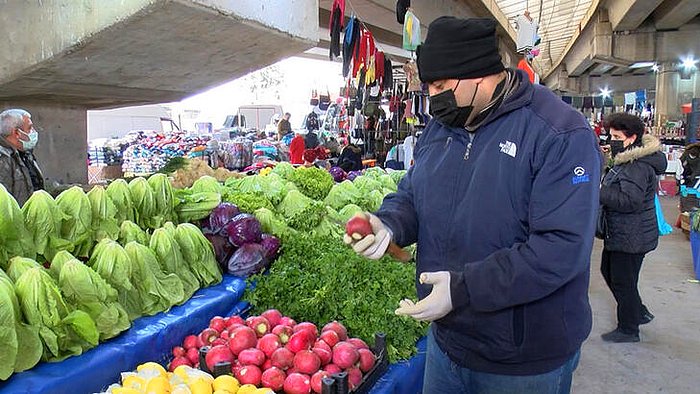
xmin=599 ymin=113 xmax=667 ymax=343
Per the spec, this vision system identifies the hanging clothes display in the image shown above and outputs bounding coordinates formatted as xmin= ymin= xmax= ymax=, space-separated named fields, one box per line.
xmin=329 ymin=0 xmax=346 ymax=60
xmin=353 ymin=27 xmax=376 ymax=79
xmin=343 ymin=17 xmax=360 ymax=78
xmin=402 ymin=9 xmax=421 ymax=51
xmin=383 ymin=57 xmax=393 ymax=90
xmin=375 ymin=51 xmax=385 ymax=89
xmin=515 ymin=12 xmax=538 ymax=53
xmin=404 ymin=60 xmax=421 ymax=92
xmin=396 ymin=0 xmax=410 ymax=24
xmin=624 ymin=92 xmax=636 ymax=106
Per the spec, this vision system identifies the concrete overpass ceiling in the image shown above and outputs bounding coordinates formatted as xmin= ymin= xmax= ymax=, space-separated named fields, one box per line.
xmin=495 ymin=0 xmax=594 ymax=76
xmin=653 ymin=0 xmax=700 ymax=30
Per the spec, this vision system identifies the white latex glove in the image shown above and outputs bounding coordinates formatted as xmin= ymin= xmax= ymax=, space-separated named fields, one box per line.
xmin=343 ymin=213 xmax=392 ymax=260
xmin=395 ymin=271 xmax=453 ymax=321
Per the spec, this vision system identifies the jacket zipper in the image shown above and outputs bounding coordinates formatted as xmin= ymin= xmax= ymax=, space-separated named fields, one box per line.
xmin=464 ymin=132 xmax=475 ymax=160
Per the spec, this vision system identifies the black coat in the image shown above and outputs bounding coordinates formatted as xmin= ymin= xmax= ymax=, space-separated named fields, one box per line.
xmin=600 ymin=135 xmax=667 ymax=254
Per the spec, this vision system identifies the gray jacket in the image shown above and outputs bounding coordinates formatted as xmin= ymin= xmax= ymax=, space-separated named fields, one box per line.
xmin=601 ymin=134 xmax=667 ymax=254
xmin=0 ymin=138 xmax=41 ymax=205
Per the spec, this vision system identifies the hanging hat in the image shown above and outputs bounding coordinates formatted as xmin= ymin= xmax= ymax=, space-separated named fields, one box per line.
xmin=417 ymin=17 xmax=505 ymax=82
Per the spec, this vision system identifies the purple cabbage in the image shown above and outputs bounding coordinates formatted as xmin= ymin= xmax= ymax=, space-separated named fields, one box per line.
xmin=347 ymin=170 xmax=363 ymax=181
xmin=224 ymin=213 xmax=262 ymax=247
xmin=205 ymin=233 xmax=235 ymax=271
xmin=227 ymin=243 xmax=269 ymax=277
xmin=260 ymin=234 xmax=281 ymax=260
xmin=329 ymin=167 xmax=347 ymax=183
xmin=209 ymin=203 xmax=241 ymax=234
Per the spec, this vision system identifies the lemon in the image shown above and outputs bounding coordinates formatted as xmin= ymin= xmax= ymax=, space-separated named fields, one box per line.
xmin=138 ymin=362 xmax=168 ymax=378
xmin=174 ymin=365 xmax=195 ymax=383
xmin=122 ymin=375 xmax=147 ymax=391
xmin=212 ymin=375 xmax=239 ymax=392
xmin=113 ymin=388 xmax=142 ymax=394
xmin=255 ymin=389 xmax=275 ymax=394
xmin=237 ymin=385 xmax=258 ymax=394
xmin=188 ymin=377 xmax=213 ymax=394
xmin=213 ymin=390 xmax=231 ymax=394
xmin=145 ymin=376 xmax=172 ymax=394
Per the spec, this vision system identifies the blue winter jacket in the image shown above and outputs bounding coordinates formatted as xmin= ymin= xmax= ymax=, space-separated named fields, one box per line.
xmin=376 ymin=70 xmax=602 ymax=375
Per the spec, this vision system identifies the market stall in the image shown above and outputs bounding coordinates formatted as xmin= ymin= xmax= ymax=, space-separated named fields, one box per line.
xmin=0 ymin=276 xmax=247 ymax=394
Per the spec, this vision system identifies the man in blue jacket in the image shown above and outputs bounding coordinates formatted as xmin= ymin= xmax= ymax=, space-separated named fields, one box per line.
xmin=345 ymin=17 xmax=601 ymax=393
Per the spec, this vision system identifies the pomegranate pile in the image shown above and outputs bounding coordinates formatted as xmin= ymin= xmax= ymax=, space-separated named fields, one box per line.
xmin=168 ymin=310 xmax=377 ymax=393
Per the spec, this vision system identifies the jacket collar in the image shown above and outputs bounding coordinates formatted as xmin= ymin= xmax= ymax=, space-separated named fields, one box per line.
xmin=614 ymin=134 xmax=662 ymax=165
xmin=0 ymin=137 xmax=18 ymax=156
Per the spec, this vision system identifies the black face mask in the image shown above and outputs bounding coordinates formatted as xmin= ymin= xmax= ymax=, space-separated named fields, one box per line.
xmin=429 ymin=80 xmax=479 ymax=128
xmin=610 ymin=140 xmax=625 ymax=156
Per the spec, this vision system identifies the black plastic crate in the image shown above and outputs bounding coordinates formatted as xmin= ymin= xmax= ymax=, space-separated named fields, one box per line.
xmin=323 ymin=333 xmax=389 ymax=394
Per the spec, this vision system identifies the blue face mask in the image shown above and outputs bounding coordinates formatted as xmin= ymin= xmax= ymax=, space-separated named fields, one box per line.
xmin=18 ymin=128 xmax=39 ymax=150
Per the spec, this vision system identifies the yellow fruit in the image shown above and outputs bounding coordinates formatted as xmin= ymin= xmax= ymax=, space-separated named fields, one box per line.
xmin=171 ymin=384 xmax=193 ymax=394
xmin=255 ymin=389 xmax=275 ymax=394
xmin=145 ymin=376 xmax=172 ymax=394
xmin=113 ymin=388 xmax=142 ymax=394
xmin=138 ymin=362 xmax=168 ymax=378
xmin=213 ymin=390 xmax=231 ymax=394
xmin=122 ymin=375 xmax=147 ymax=391
xmin=237 ymin=385 xmax=258 ymax=394
xmin=213 ymin=375 xmax=239 ymax=392
xmin=189 ymin=377 xmax=213 ymax=394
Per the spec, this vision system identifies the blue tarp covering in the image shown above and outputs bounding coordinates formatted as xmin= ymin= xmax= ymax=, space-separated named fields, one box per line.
xmin=0 ymin=276 xmax=247 ymax=394
xmin=370 ymin=337 xmax=427 ymax=394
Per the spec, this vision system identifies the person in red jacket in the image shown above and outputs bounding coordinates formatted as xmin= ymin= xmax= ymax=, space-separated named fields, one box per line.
xmin=289 ymin=131 xmax=305 ymax=164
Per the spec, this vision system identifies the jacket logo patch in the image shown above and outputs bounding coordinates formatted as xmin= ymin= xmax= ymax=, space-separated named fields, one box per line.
xmin=499 ymin=141 xmax=517 ymax=158
xmin=572 ymin=166 xmax=590 ymax=185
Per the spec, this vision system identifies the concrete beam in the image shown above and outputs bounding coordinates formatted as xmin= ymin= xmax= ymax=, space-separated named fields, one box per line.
xmin=606 ymin=0 xmax=665 ymax=31
xmin=0 ymin=0 xmax=318 ymax=108
xmin=654 ymin=0 xmax=700 ymax=30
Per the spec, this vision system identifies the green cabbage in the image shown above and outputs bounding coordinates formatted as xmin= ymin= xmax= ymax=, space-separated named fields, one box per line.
xmin=88 ymin=240 xmax=142 ymax=321
xmin=378 ymin=174 xmax=398 ymax=192
xmin=227 ymin=174 xmax=287 ymax=206
xmin=174 ymin=223 xmax=222 ymax=287
xmin=56 ymin=255 xmax=131 ymax=341
xmin=147 ymin=173 xmax=177 ymax=228
xmin=363 ymin=167 xmax=386 ymax=179
xmin=128 ymin=177 xmax=156 ymax=229
xmin=389 ymin=170 xmax=407 ymax=186
xmin=0 ymin=184 xmax=36 ymax=269
xmin=365 ymin=190 xmax=385 ymax=212
xmin=14 ymin=267 xmax=99 ymax=361
xmin=223 ymin=190 xmax=273 ymax=214
xmin=87 ymin=186 xmax=120 ymax=242
xmin=175 ymin=190 xmax=221 ymax=222
xmin=6 ymin=257 xmax=41 ymax=283
xmin=21 ymin=190 xmax=71 ymax=262
xmin=119 ymin=220 xmax=150 ymax=246
xmin=254 ymin=208 xmax=295 ymax=239
xmin=270 ymin=162 xmax=295 ymax=179
xmin=124 ymin=242 xmax=186 ymax=314
xmin=338 ymin=204 xmax=364 ymax=222
xmin=48 ymin=250 xmax=76 ymax=281
xmin=289 ymin=166 xmax=334 ymax=200
xmin=149 ymin=228 xmax=199 ymax=302
xmin=106 ymin=179 xmax=135 ymax=224
xmin=0 ymin=269 xmax=42 ymax=380
xmin=55 ymin=186 xmax=93 ymax=258
xmin=353 ymin=176 xmax=383 ymax=194
xmin=191 ymin=175 xmax=224 ymax=194
xmin=324 ymin=181 xmax=363 ymax=210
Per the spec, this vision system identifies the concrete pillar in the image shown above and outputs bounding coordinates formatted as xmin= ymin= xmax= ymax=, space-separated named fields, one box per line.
xmin=655 ymin=62 xmax=680 ymax=127
xmin=0 ymin=102 xmax=87 ymax=186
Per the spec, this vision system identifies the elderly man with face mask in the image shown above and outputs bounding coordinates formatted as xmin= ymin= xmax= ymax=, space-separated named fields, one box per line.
xmin=344 ymin=17 xmax=602 ymax=393
xmin=0 ymin=109 xmax=44 ymax=205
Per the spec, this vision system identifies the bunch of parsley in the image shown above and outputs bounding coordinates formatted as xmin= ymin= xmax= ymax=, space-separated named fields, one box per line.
xmin=246 ymin=234 xmax=427 ymax=362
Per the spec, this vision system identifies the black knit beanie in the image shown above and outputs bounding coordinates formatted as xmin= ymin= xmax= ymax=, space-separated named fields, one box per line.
xmin=417 ymin=17 xmax=505 ymax=82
